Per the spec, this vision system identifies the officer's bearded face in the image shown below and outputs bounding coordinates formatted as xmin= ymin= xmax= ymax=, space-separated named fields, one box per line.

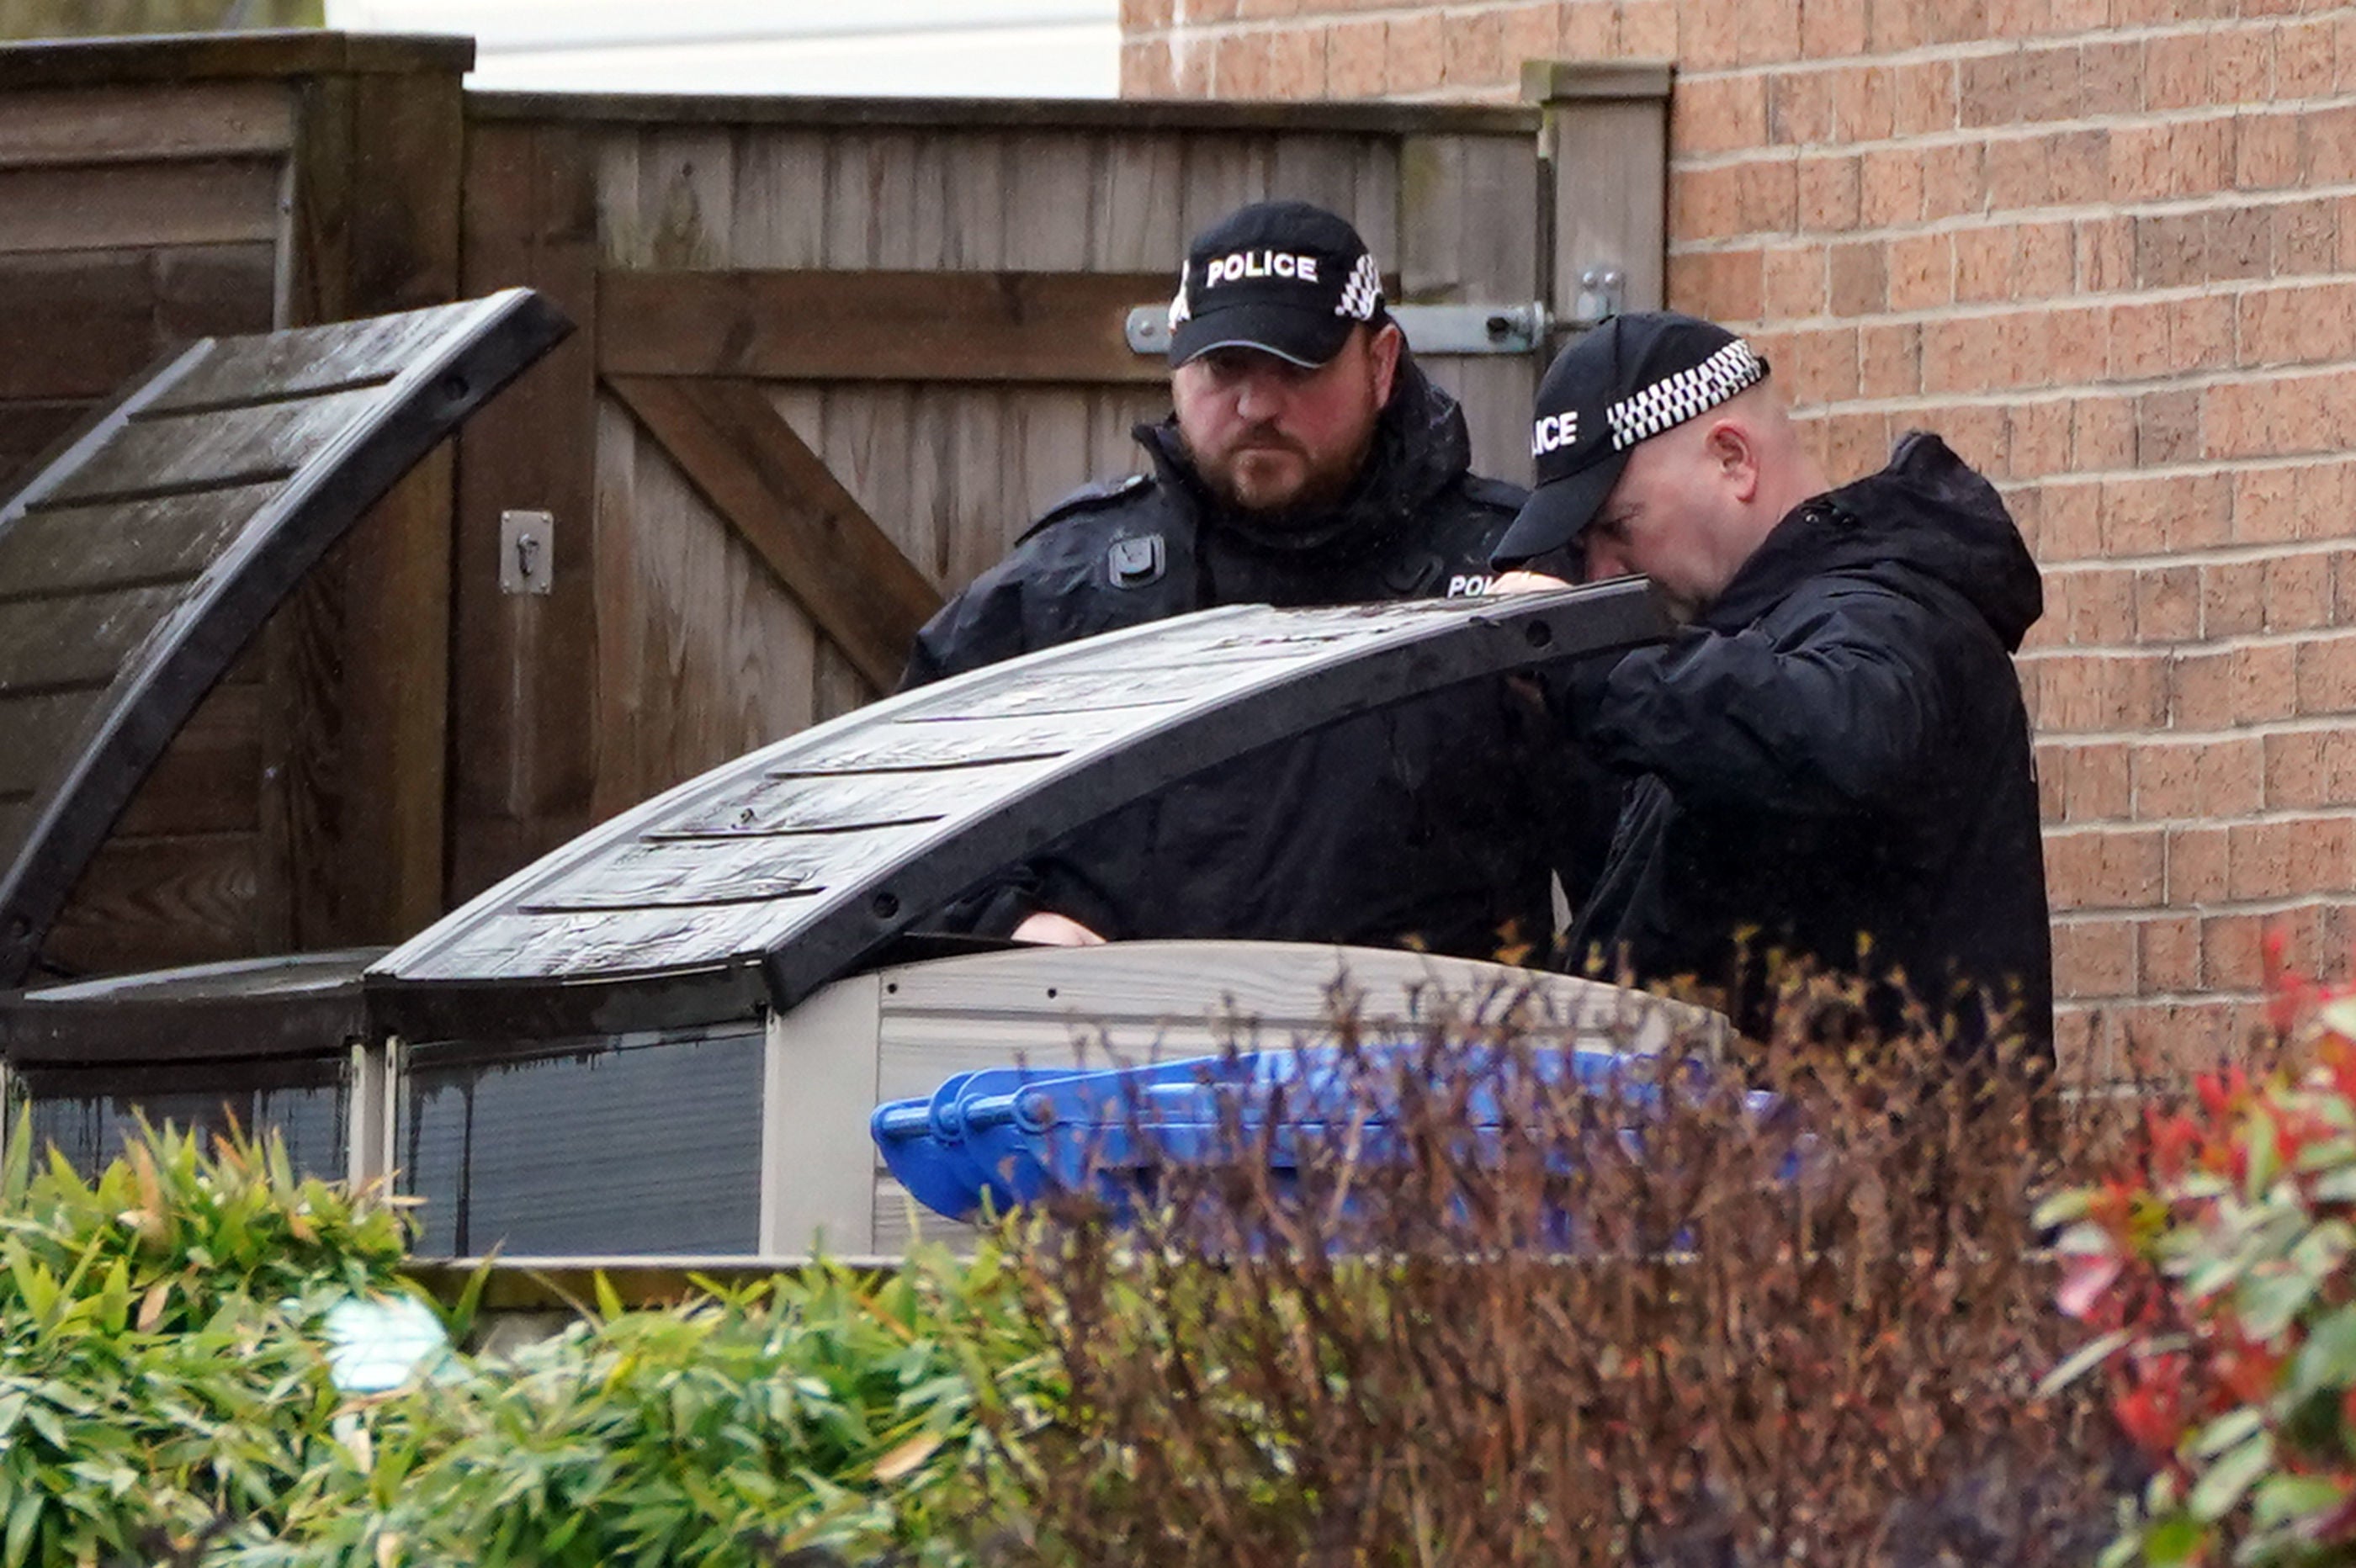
xmin=1171 ymin=324 xmax=1400 ymax=521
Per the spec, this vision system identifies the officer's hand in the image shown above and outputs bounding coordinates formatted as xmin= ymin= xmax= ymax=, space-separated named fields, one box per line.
xmin=1013 ymin=911 xmax=1108 ymax=947
xmin=1488 ymin=569 xmax=1573 ymax=593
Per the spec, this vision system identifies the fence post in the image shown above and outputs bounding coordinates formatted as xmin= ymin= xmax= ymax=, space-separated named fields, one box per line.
xmin=280 ymin=38 xmax=472 ymax=946
xmin=1522 ymin=60 xmax=1673 ymax=330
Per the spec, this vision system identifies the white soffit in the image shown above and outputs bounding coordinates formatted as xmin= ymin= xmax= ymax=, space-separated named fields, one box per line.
xmin=321 ymin=0 xmax=1121 ymax=97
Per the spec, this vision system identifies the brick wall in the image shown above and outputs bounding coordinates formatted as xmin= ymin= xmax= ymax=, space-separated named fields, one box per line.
xmin=1126 ymin=0 xmax=2356 ymax=1073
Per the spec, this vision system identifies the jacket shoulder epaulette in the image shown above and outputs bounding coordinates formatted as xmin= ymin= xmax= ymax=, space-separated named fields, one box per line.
xmin=1016 ymin=473 xmax=1154 ymax=544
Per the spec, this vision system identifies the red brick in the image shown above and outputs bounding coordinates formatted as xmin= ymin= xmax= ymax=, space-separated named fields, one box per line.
xmin=1859 ymin=146 xmax=1924 ymax=225
xmin=1885 ymin=232 xmax=1951 ymax=309
xmin=2143 ymin=31 xmax=2210 ymax=110
xmin=2200 ymin=559 xmax=2267 ymax=638
xmin=2071 ymin=396 xmax=2136 ymax=471
xmin=2077 ymin=39 xmax=2141 ymax=116
xmin=2030 ymin=649 xmax=2170 ymax=732
xmin=2335 ymin=544 xmax=2356 ymax=618
xmin=2210 ymin=207 xmax=2274 ymax=281
xmin=2296 ymin=632 xmax=2356 ymax=716
xmin=1667 ymin=248 xmax=1765 ymax=320
xmin=2046 ymin=827 xmax=2167 ymax=911
xmin=2236 ymin=109 xmax=2303 ymax=190
xmin=2265 ymin=729 xmax=2356 ymax=809
xmin=2311 ymin=108 xmax=2356 ymax=188
xmin=2239 ymin=280 xmax=2356 ymax=368
xmin=2200 ymin=735 xmax=2268 ymax=815
xmin=1673 ymin=74 xmax=1770 ymax=153
xmin=1621 ymin=0 xmax=1678 ymax=57
xmin=2136 ymin=564 xmax=2201 ymax=643
xmin=2016 ymin=44 xmax=2078 ymax=122
xmin=1267 ymin=28 xmax=1328 ymax=95
xmin=2056 ymin=918 xmax=2139 ymax=996
xmin=2201 ymin=914 xmax=2266 ymax=990
xmin=2074 ymin=215 xmax=2135 ymax=293
xmin=2166 ymin=826 xmax=2231 ymax=903
xmin=1385 ymin=12 xmax=1445 ymax=93
xmin=1327 ymin=19 xmax=1387 ymax=96
xmin=2267 ymin=552 xmax=2336 ymax=632
xmin=2141 ymin=913 xmax=2201 ymax=992
xmin=2104 ymin=472 xmax=2230 ymax=556
xmin=1498 ymin=4 xmax=1565 ymax=73
xmin=1763 ymin=243 xmax=1828 ymax=318
xmin=2007 ymin=400 xmax=2072 ymax=481
xmin=2231 ymin=817 xmax=2356 ymax=898
xmin=1801 ymin=0 xmax=1869 ymax=56
xmin=1740 ymin=0 xmax=1803 ymax=65
xmin=1923 ymin=315 xmax=2002 ymax=395
xmin=1827 ymin=240 xmax=1885 ymax=315
xmin=1891 ymin=60 xmax=1957 ymax=135
xmin=1770 ymin=70 xmax=1837 ymax=145
xmin=2300 ymin=464 xmax=2356 ymax=543
xmin=1954 ymin=226 xmax=2014 ymax=304
xmin=2279 ymin=18 xmax=2337 ymax=98
xmin=1823 ymin=409 xmax=1894 ymax=480
xmin=1441 ymin=8 xmax=1505 ymax=88
xmin=2210 ymin=23 xmax=2274 ymax=103
xmin=1795 ymin=153 xmax=1862 ymax=230
xmin=2132 ymin=740 xmax=2203 ymax=818
xmin=2048 ymin=130 xmax=2111 ymax=206
xmin=1960 ymin=49 xmax=2019 ymax=127
xmin=2017 ymin=221 xmax=2073 ymax=296
xmin=1672 ymin=161 xmax=1797 ymax=240
xmin=2036 ymin=480 xmax=2102 ymax=563
xmin=2274 ymin=199 xmax=2339 ymax=276
xmin=1212 ymin=31 xmax=1271 ymax=95
xmin=1122 ymin=38 xmax=1176 ymax=95
xmin=2109 ymin=1000 xmax=2251 ymax=1078
xmin=2053 ymin=565 xmax=2136 ymax=644
xmin=1859 ymin=322 xmax=1920 ymax=397
xmin=2062 ymin=739 xmax=2134 ymax=820
xmin=2170 ymin=644 xmax=2295 ymax=729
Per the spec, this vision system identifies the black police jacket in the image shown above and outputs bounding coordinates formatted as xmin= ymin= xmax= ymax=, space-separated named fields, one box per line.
xmin=900 ymin=358 xmax=1580 ymax=961
xmin=1562 ymin=432 xmax=2053 ymax=1061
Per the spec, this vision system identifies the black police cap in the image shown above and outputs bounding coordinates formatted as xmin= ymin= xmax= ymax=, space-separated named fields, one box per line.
xmin=1494 ymin=311 xmax=1770 ymax=565
xmin=1165 ymin=199 xmax=1388 ymax=369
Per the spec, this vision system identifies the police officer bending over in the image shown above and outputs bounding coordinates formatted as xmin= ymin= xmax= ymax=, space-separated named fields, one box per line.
xmin=1494 ymin=311 xmax=2054 ymax=1064
xmin=902 ymin=199 xmax=1572 ymax=961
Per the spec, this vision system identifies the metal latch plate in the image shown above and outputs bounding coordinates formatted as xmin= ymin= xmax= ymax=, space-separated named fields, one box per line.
xmin=499 ymin=509 xmax=554 ymax=595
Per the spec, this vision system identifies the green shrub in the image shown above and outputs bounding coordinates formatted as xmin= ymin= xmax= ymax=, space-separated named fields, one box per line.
xmin=0 ymin=1118 xmax=1048 ymax=1568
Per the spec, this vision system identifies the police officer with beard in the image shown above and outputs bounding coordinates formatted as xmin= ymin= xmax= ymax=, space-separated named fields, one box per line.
xmin=901 ymin=199 xmax=1584 ymax=961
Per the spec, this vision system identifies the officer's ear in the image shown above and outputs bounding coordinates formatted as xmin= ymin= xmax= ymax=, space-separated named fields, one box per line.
xmin=1367 ymin=320 xmax=1404 ymax=406
xmin=1701 ymin=416 xmax=1762 ymax=506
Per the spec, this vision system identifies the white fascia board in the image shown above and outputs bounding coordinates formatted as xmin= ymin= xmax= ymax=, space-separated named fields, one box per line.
xmin=456 ymin=24 xmax=1120 ymax=98
xmin=324 ymin=0 xmax=1115 ymax=50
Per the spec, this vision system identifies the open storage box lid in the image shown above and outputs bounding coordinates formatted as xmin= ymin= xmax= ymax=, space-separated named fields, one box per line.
xmin=0 ymin=289 xmax=570 ymax=997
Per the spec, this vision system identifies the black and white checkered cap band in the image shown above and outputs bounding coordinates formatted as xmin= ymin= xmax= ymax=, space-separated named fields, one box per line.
xmin=1605 ymin=339 xmax=1766 ymax=452
xmin=1335 ymin=252 xmax=1382 ymax=320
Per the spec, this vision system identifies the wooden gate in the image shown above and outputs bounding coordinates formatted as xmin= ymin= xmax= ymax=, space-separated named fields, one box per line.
xmin=448 ymin=77 xmax=1668 ymax=905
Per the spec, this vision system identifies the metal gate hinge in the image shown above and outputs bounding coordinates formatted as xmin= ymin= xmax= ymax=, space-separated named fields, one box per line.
xmin=1125 ymin=300 xmax=1554 ymax=358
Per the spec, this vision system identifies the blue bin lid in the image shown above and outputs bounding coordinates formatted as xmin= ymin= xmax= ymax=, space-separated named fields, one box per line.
xmin=870 ymin=1041 xmax=1764 ymax=1226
